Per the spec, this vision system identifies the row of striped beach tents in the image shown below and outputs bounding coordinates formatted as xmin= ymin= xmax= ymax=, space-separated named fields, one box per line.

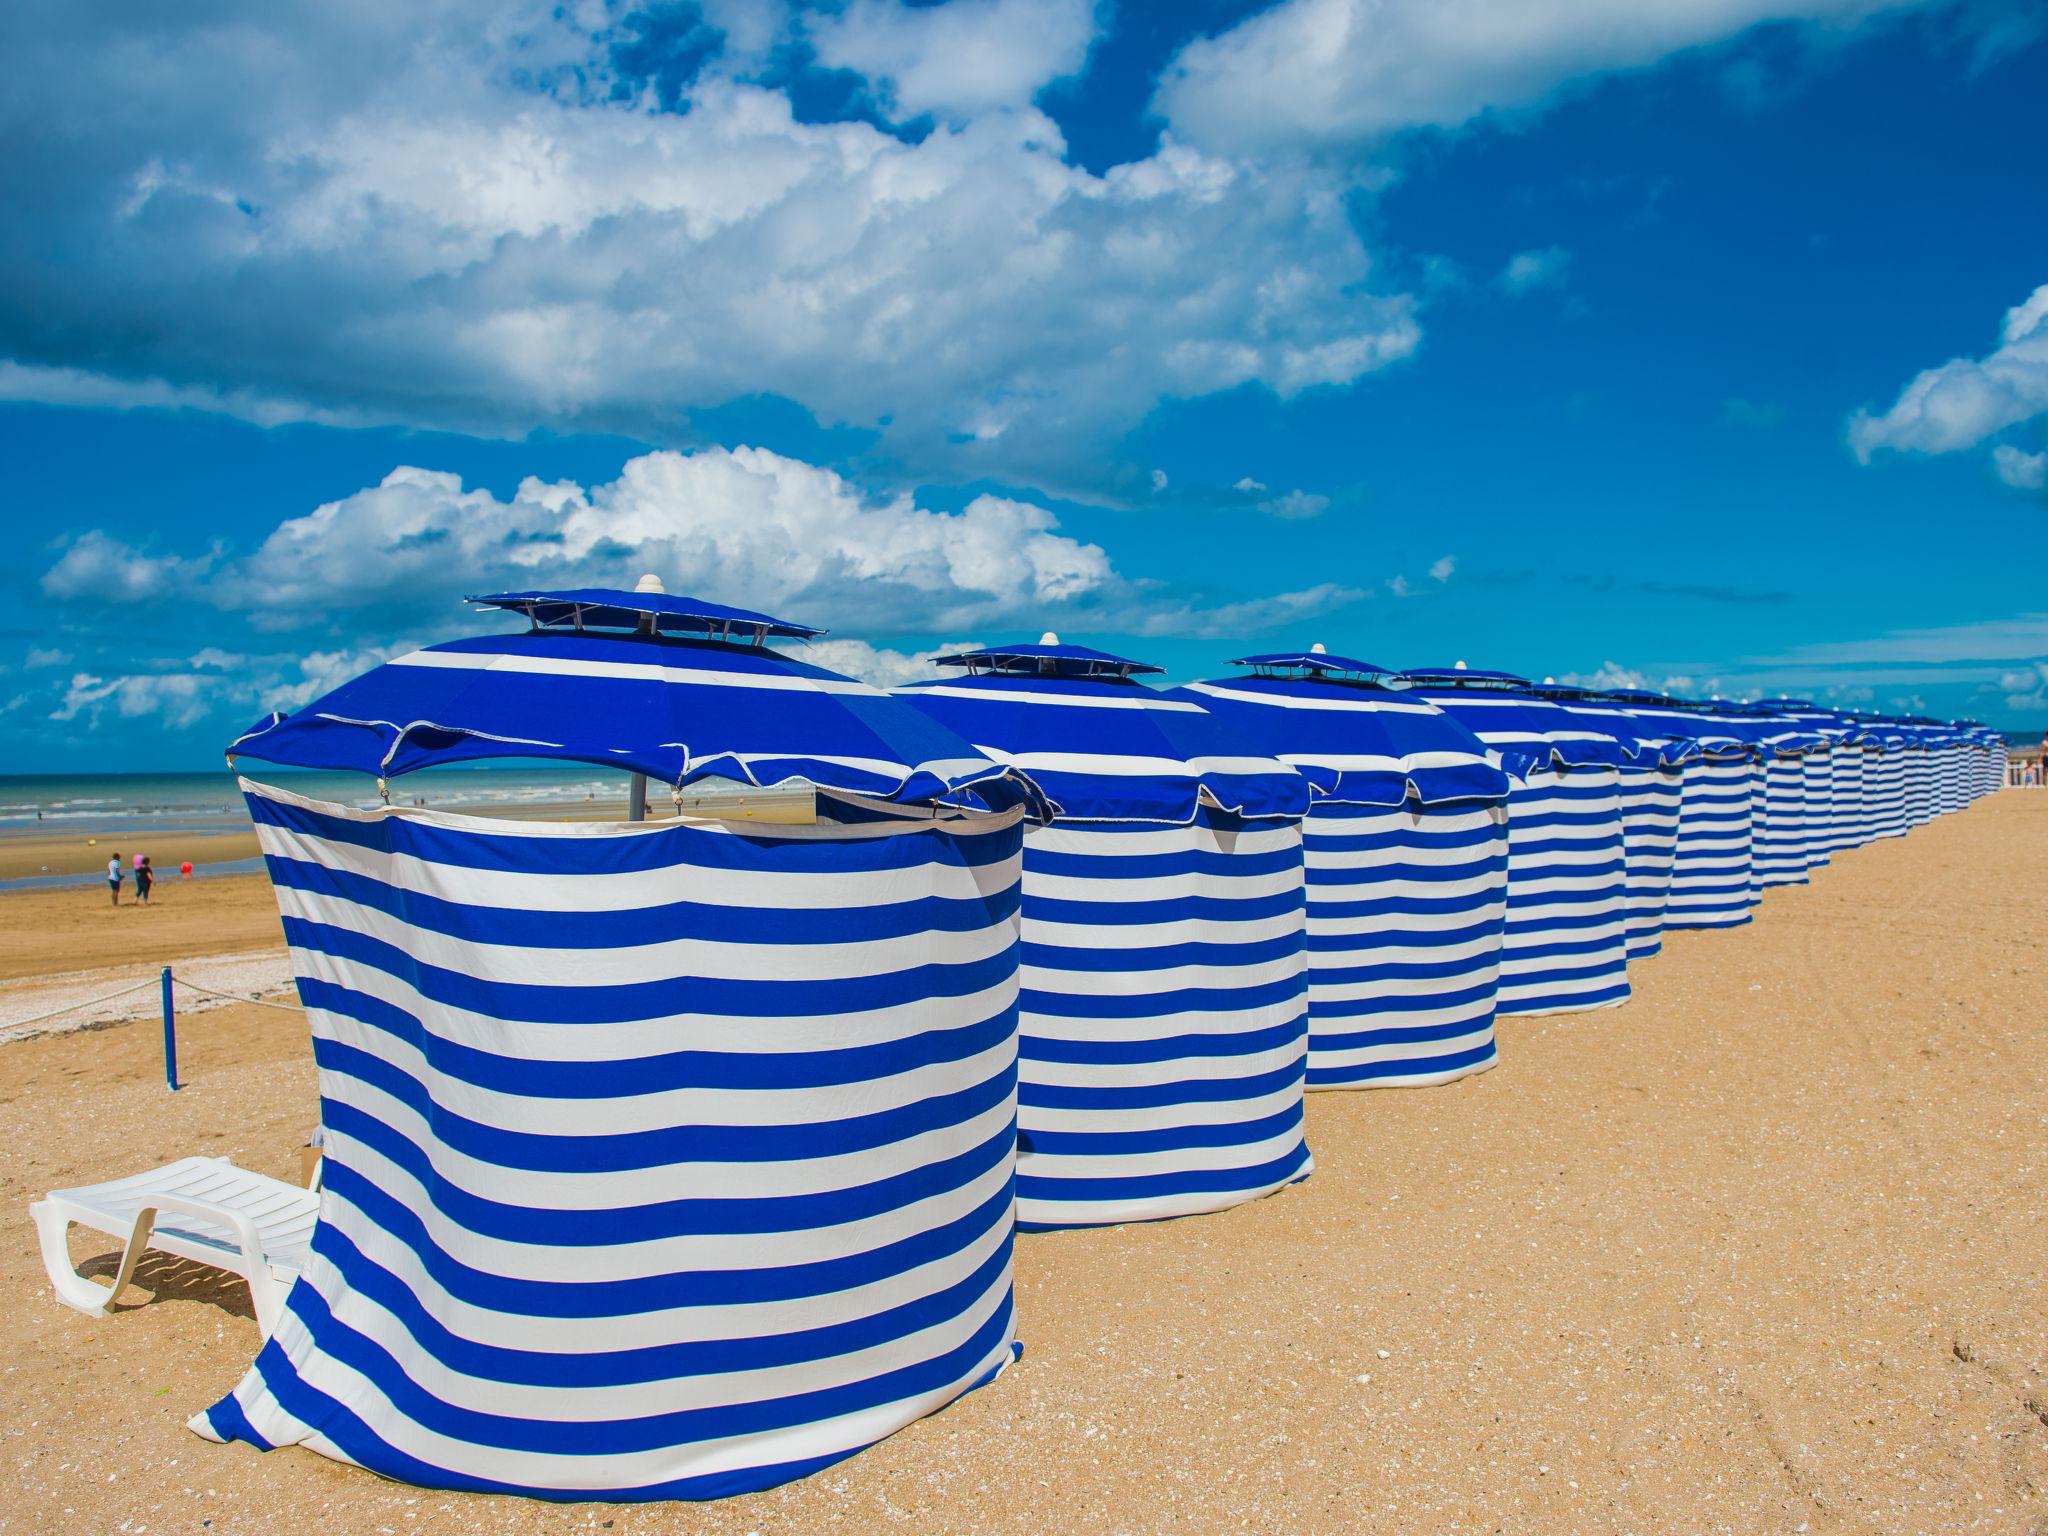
xmin=192 ymin=585 xmax=2003 ymax=1502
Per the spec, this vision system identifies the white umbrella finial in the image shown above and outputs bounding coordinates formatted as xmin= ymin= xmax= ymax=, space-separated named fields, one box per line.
xmin=635 ymin=573 xmax=666 ymax=594
xmin=1310 ymin=642 xmax=1326 ymax=654
xmin=1040 ymin=631 xmax=1059 ymax=645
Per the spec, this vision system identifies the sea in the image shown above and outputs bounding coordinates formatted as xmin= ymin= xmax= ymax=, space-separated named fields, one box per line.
xmin=0 ymin=765 xmax=628 ymax=891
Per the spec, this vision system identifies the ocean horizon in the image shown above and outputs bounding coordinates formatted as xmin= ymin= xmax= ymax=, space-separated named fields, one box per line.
xmin=0 ymin=763 xmax=633 ymax=838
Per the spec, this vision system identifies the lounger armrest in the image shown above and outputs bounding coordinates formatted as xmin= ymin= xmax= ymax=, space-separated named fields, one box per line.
xmin=136 ymin=1192 xmax=266 ymax=1266
xmin=136 ymin=1191 xmax=297 ymax=1336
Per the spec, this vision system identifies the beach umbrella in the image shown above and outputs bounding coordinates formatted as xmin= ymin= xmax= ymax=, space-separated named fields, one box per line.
xmin=201 ymin=583 xmax=1048 ymax=1501
xmin=1533 ymin=688 xmax=1698 ymax=963
xmin=1392 ymin=667 xmax=1631 ymax=1017
xmin=1176 ymin=648 xmax=1512 ymax=1089
xmin=1594 ymin=695 xmax=1760 ymax=930
xmin=896 ymin=637 xmax=1314 ymax=1230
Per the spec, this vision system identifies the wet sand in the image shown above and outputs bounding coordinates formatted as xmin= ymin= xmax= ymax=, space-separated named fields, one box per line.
xmin=0 ymin=829 xmax=262 ymax=883
xmin=0 ymin=873 xmax=284 ymax=983
xmin=1 ymin=791 xmax=2043 ymax=1534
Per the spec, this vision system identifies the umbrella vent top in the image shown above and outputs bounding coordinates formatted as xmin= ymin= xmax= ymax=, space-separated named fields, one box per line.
xmin=1395 ymin=665 xmax=1532 ymax=689
xmin=468 ymin=585 xmax=826 ymax=642
xmin=936 ymin=640 xmax=1162 ymax=678
xmin=1229 ymin=643 xmax=1388 ymax=677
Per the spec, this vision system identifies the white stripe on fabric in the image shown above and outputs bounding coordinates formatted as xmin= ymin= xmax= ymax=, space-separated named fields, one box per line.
xmin=390 ymin=647 xmax=882 ymax=698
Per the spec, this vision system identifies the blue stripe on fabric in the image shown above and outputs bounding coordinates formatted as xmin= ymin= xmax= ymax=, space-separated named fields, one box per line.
xmin=307 ymin=1220 xmax=1014 ymax=1384
xmin=237 ymin=1334 xmax=1018 ymax=1505
xmin=1021 ymin=930 xmax=1305 ymax=975
xmin=1022 ymin=844 xmax=1301 ymax=882
xmin=1024 ymin=887 xmax=1302 ymax=928
xmin=314 ymin=1038 xmax=1015 ymax=1171
xmin=1018 ymin=1057 xmax=1304 ymax=1112
xmin=1019 ymin=977 xmax=1306 ymax=1023
xmin=283 ymin=917 xmax=1018 ymax=1024
xmin=203 ymin=1380 xmax=276 ymax=1451
xmin=1019 ymin=1016 xmax=1305 ymax=1067
xmin=262 ymin=1278 xmax=1019 ymax=1457
xmin=321 ymin=1102 xmax=1017 ymax=1242
xmin=317 ymin=1161 xmax=1014 ymax=1314
xmin=1018 ymin=1100 xmax=1305 ymax=1158
xmin=299 ymin=977 xmax=1011 ymax=1097
xmin=1015 ymin=1142 xmax=1311 ymax=1214
xmin=1306 ymin=1038 xmax=1496 ymax=1085
xmin=267 ymin=856 xmax=1019 ymax=946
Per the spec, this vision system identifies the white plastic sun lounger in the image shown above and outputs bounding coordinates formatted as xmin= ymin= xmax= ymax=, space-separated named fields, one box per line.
xmin=31 ymin=1156 xmax=318 ymax=1338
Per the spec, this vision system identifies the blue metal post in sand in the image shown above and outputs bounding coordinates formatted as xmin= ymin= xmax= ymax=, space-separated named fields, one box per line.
xmin=161 ymin=966 xmax=178 ymax=1091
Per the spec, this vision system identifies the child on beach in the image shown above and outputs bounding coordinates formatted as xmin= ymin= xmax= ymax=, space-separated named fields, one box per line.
xmin=107 ymin=853 xmax=122 ymax=906
xmin=136 ymin=856 xmax=154 ymax=905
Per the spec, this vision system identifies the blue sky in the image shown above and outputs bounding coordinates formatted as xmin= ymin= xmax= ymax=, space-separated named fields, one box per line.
xmin=2 ymin=0 xmax=2045 ymax=771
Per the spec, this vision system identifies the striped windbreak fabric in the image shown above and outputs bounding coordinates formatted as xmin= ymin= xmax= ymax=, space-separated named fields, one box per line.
xmin=1859 ymin=726 xmax=1913 ymax=840
xmin=1822 ymin=739 xmax=1867 ymax=853
xmin=1549 ymin=701 xmax=1694 ymax=963
xmin=897 ymin=667 xmax=1312 ymax=1229
xmin=1179 ymin=675 xmax=1511 ymax=1090
xmin=197 ymin=780 xmax=1030 ymax=1501
xmin=1614 ymin=704 xmax=1756 ymax=930
xmin=1399 ymin=688 xmax=1630 ymax=1018
xmin=1754 ymin=754 xmax=1813 ymax=887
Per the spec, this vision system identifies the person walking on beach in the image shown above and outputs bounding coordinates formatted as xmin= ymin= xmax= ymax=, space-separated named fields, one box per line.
xmin=136 ymin=855 xmax=154 ymax=905
xmin=107 ymin=852 xmax=122 ymax=906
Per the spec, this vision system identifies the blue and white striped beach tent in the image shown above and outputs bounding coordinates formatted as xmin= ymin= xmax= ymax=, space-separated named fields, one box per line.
xmin=1394 ymin=668 xmax=1631 ymax=1017
xmin=1600 ymin=696 xmax=1757 ymax=930
xmin=1849 ymin=715 xmax=1916 ymax=841
xmin=1731 ymin=703 xmax=1834 ymax=886
xmin=1966 ymin=723 xmax=2005 ymax=798
xmin=1675 ymin=702 xmax=1817 ymax=900
xmin=1891 ymin=718 xmax=1938 ymax=830
xmin=1755 ymin=700 xmax=1854 ymax=871
xmin=198 ymin=585 xmax=1051 ymax=1502
xmin=1535 ymin=688 xmax=1697 ymax=962
xmin=1933 ymin=724 xmax=1970 ymax=812
xmin=1725 ymin=705 xmax=1831 ymax=889
xmin=896 ymin=638 xmax=1314 ymax=1231
xmin=1175 ymin=649 xmax=1512 ymax=1090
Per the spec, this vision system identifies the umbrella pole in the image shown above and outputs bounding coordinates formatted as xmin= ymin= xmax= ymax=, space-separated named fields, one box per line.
xmin=628 ymin=772 xmax=648 ymax=822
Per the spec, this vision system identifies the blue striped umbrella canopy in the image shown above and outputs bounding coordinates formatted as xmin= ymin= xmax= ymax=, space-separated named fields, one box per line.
xmin=1177 ymin=663 xmax=1509 ymax=806
xmin=896 ymin=640 xmax=1313 ymax=1228
xmin=227 ymin=589 xmax=1038 ymax=811
xmin=1172 ymin=656 xmax=1511 ymax=1091
xmin=899 ymin=642 xmax=1309 ymax=823
xmin=1535 ymin=692 xmax=1701 ymax=769
xmin=1392 ymin=672 xmax=1626 ymax=778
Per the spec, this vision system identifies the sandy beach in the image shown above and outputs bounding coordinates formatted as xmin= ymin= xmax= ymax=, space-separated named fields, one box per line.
xmin=1 ymin=791 xmax=2042 ymax=1534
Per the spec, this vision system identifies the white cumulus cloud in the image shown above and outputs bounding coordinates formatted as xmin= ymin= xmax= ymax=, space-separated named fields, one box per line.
xmin=1499 ymin=247 xmax=1571 ymax=294
xmin=1849 ymin=282 xmax=2048 ymax=461
xmin=810 ymin=0 xmax=1096 ymax=123
xmin=1154 ymin=0 xmax=1935 ymax=153
xmin=1992 ymin=444 xmax=2046 ymax=491
xmin=0 ymin=2 xmax=1417 ymax=484
xmin=96 ymin=445 xmax=1118 ymax=638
